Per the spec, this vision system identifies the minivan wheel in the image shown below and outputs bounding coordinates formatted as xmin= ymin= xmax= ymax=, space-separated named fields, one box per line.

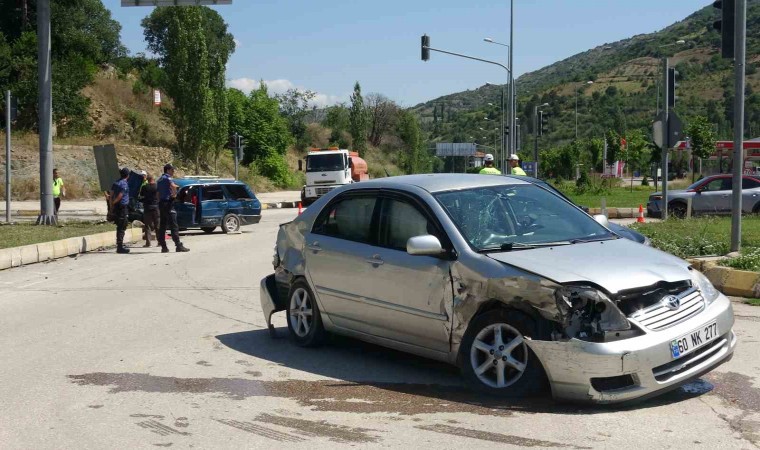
xmin=201 ymin=226 xmax=216 ymax=234
xmin=222 ymin=214 xmax=241 ymax=233
xmin=286 ymin=280 xmax=325 ymax=347
xmin=460 ymin=309 xmax=547 ymax=397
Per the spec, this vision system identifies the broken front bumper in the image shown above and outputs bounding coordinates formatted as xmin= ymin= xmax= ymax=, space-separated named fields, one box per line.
xmin=526 ymin=294 xmax=736 ymax=403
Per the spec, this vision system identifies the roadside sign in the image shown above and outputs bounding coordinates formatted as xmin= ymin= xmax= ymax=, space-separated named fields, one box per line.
xmin=153 ymin=90 xmax=161 ymax=106
xmin=653 ymin=120 xmax=664 ymax=148
xmin=668 ymin=112 xmax=683 ymax=147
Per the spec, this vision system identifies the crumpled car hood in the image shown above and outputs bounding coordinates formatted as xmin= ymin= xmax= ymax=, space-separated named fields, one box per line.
xmin=486 ymin=238 xmax=690 ymax=294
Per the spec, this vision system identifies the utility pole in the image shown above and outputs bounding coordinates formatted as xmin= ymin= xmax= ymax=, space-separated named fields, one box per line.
xmin=36 ymin=0 xmax=55 ymax=225
xmin=5 ymin=90 xmax=11 ymax=224
xmin=661 ymin=57 xmax=669 ymax=220
xmin=509 ymin=0 xmax=515 ymax=160
xmin=731 ymin=0 xmax=746 ymax=253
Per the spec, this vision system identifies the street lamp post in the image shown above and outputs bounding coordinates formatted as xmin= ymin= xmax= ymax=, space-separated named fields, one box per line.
xmin=575 ymin=81 xmax=593 ymax=139
xmin=533 ymin=102 xmax=549 ymax=178
xmin=484 ymin=37 xmax=514 ymax=170
xmin=657 ymin=39 xmax=686 ymax=220
xmin=486 ymin=82 xmax=506 ymax=168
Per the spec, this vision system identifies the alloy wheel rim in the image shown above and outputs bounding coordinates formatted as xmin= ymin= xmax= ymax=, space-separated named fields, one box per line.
xmin=470 ymin=323 xmax=528 ymax=389
xmin=289 ymin=288 xmax=313 ymax=338
xmin=225 ymin=216 xmax=238 ymax=232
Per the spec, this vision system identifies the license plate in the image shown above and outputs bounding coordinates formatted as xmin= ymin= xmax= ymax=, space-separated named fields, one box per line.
xmin=670 ymin=321 xmax=719 ymax=359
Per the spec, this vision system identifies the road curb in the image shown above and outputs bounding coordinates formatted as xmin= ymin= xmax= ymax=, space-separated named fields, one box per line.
xmin=261 ymin=201 xmax=299 ymax=210
xmin=0 ymin=228 xmax=141 ymax=271
xmin=588 ymin=207 xmax=639 ymax=218
xmin=688 ymin=257 xmax=760 ymax=298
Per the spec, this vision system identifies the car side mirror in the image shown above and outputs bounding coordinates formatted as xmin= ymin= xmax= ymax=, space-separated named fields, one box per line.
xmin=298 ymin=160 xmax=303 ymax=171
xmin=593 ymin=214 xmax=610 ymax=228
xmin=407 ymin=235 xmax=444 ymax=256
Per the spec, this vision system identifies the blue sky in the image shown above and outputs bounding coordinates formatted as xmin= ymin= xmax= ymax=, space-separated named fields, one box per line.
xmin=104 ymin=0 xmax=711 ymax=107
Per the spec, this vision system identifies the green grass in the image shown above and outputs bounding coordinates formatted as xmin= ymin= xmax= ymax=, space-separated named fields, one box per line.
xmin=0 ymin=221 xmax=115 ymax=249
xmin=748 ymin=299 xmax=760 ymax=306
xmin=631 ymin=216 xmax=760 ymax=259
xmin=563 ymin=185 xmax=657 ymax=208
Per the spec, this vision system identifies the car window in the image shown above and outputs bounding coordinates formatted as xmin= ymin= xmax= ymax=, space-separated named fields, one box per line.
xmin=312 ymin=196 xmax=377 ymax=243
xmin=742 ymin=178 xmax=760 ymax=189
xmin=225 ymin=184 xmax=252 ymax=200
xmin=379 ymin=199 xmax=435 ymax=251
xmin=204 ymin=185 xmax=225 ymax=200
xmin=702 ymin=179 xmax=725 ymax=191
xmin=720 ymin=178 xmax=733 ymax=191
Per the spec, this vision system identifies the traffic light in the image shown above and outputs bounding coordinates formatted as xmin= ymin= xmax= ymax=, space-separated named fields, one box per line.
xmin=667 ymin=67 xmax=678 ymax=108
xmin=713 ymin=0 xmax=735 ymax=59
xmin=539 ymin=111 xmax=548 ymax=136
xmin=421 ymin=35 xmax=430 ymax=62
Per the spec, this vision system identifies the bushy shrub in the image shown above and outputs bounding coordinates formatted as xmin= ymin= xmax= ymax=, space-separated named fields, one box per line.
xmin=720 ymin=248 xmax=760 ymax=272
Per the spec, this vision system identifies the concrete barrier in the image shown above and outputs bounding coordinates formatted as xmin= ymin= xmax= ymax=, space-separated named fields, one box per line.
xmin=688 ymin=257 xmax=760 ymax=298
xmin=0 ymin=226 xmax=143 ymax=271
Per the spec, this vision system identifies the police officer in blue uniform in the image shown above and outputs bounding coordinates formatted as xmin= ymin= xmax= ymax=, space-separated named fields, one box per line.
xmin=157 ymin=164 xmax=190 ymax=253
xmin=110 ymin=167 xmax=131 ymax=254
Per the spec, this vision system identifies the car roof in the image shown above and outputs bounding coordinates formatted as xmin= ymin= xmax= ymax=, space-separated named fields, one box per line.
xmin=349 ymin=174 xmax=530 ymax=193
xmin=175 ymin=178 xmax=249 ymax=188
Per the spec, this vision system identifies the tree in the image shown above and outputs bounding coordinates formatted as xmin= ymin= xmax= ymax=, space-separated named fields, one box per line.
xmin=365 ymin=93 xmax=400 ymax=147
xmin=275 ymin=88 xmax=316 ymax=150
xmin=349 ymin=82 xmax=368 ymax=155
xmin=396 ymin=111 xmax=423 ymax=174
xmin=685 ymin=115 xmax=716 ymax=180
xmin=142 ymin=6 xmax=235 ymax=169
xmin=242 ymin=83 xmax=293 ymax=185
xmin=605 ymin=130 xmax=622 ymax=166
xmin=323 ymin=103 xmax=350 ymax=147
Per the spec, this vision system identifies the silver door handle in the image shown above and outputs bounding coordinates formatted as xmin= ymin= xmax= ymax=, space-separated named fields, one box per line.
xmin=365 ymin=255 xmax=384 ymax=265
xmin=307 ymin=242 xmax=321 ymax=252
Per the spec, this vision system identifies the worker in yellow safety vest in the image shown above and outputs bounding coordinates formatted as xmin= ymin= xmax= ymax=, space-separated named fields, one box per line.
xmin=479 ymin=154 xmax=501 ymax=175
xmin=509 ymin=154 xmax=527 ymax=176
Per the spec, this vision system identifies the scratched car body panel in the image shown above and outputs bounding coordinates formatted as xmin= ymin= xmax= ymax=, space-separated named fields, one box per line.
xmin=260 ymin=174 xmax=736 ymax=403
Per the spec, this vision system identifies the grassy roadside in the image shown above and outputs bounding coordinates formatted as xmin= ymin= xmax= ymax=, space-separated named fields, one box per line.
xmin=630 ymin=216 xmax=760 ymax=259
xmin=0 ymin=222 xmax=115 ymax=249
xmin=556 ymin=180 xmax=693 ymax=209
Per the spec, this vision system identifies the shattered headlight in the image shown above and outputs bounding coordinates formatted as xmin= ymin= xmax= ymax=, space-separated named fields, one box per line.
xmin=691 ymin=269 xmax=720 ymax=305
xmin=555 ymin=285 xmax=631 ymax=340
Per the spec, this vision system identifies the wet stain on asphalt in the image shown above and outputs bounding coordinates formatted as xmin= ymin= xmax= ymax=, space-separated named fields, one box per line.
xmin=195 ymin=361 xmax=212 ymax=367
xmin=245 ymin=371 xmax=262 ymax=377
xmin=706 ymin=371 xmax=760 ymax=444
xmin=88 ymin=405 xmax=103 ymax=409
xmin=255 ymin=413 xmax=380 ymax=443
xmin=153 ymin=444 xmax=173 ymax=448
xmin=68 ymin=372 xmax=717 ymax=417
xmin=131 ymin=414 xmax=165 ymax=419
xmin=214 ymin=418 xmax=303 ymax=442
xmin=415 ymin=424 xmax=589 ymax=449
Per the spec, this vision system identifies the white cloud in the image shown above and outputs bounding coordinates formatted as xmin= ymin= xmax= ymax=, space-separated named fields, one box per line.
xmin=233 ymin=38 xmax=242 ymax=49
xmin=227 ymin=77 xmax=345 ymax=108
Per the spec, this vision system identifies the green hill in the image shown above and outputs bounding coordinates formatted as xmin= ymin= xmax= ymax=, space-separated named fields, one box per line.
xmin=413 ymin=0 xmax=760 ymax=152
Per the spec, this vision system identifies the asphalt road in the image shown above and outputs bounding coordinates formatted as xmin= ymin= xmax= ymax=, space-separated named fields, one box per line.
xmin=0 ymin=208 xmax=759 ymax=449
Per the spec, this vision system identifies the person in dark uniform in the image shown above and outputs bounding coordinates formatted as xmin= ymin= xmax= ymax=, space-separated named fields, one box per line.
xmin=139 ymin=173 xmax=159 ymax=248
xmin=157 ymin=164 xmax=189 ymax=253
xmin=110 ymin=167 xmax=131 ymax=254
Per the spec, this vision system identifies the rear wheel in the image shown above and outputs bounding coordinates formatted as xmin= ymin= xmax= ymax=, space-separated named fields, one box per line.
xmin=460 ymin=309 xmax=547 ymax=397
xmin=669 ymin=202 xmax=687 ymax=219
xmin=286 ymin=280 xmax=325 ymax=347
xmin=201 ymin=226 xmax=216 ymax=234
xmin=222 ymin=214 xmax=241 ymax=233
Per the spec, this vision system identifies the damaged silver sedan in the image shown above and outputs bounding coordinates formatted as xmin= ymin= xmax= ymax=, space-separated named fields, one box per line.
xmin=259 ymin=175 xmax=736 ymax=403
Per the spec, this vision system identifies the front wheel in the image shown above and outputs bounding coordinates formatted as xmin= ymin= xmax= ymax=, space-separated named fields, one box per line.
xmin=286 ymin=280 xmax=325 ymax=347
xmin=222 ymin=214 xmax=241 ymax=233
xmin=460 ymin=309 xmax=547 ymax=397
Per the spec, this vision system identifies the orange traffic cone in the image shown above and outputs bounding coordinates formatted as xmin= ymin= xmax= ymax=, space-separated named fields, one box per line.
xmin=298 ymin=202 xmax=303 ymax=215
xmin=637 ymin=204 xmax=646 ymax=223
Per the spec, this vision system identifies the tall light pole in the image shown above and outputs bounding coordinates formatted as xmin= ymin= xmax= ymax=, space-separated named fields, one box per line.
xmin=484 ymin=37 xmax=514 ymax=171
xmin=36 ymin=0 xmax=55 ymax=225
xmin=658 ymin=39 xmax=686 ymax=220
xmin=534 ymin=102 xmax=549 ymax=178
xmin=575 ymin=81 xmax=593 ymax=139
xmin=486 ymin=83 xmax=506 ymax=166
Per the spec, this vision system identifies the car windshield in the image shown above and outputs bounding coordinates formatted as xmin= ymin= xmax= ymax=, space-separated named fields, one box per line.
xmin=307 ymin=154 xmax=345 ymax=172
xmin=434 ymin=184 xmax=615 ymax=251
xmin=686 ymin=179 xmax=705 ymax=190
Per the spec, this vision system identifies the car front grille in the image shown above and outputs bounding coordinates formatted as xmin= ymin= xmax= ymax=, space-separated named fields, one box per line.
xmin=628 ymin=288 xmax=705 ymax=331
xmin=652 ymin=334 xmax=728 ymax=382
xmin=315 ymin=187 xmax=336 ymax=196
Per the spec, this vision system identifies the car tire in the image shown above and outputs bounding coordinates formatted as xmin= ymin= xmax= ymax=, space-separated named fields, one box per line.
xmin=222 ymin=214 xmax=241 ymax=233
xmin=286 ymin=279 xmax=325 ymax=347
xmin=201 ymin=227 xmax=216 ymax=234
xmin=460 ymin=309 xmax=547 ymax=398
xmin=669 ymin=202 xmax=687 ymax=219
xmin=752 ymin=203 xmax=760 ymax=215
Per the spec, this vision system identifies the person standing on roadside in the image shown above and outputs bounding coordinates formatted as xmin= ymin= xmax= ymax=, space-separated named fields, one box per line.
xmin=509 ymin=154 xmax=527 ymax=176
xmin=139 ymin=174 xmax=159 ymax=248
xmin=157 ymin=164 xmax=189 ymax=253
xmin=52 ymin=168 xmax=66 ymax=215
xmin=478 ymin=154 xmax=501 ymax=175
xmin=110 ymin=167 xmax=131 ymax=254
